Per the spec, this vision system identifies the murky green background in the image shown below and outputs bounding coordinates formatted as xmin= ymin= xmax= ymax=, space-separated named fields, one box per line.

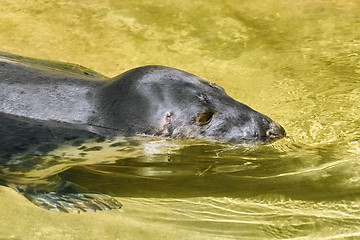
xmin=1 ymin=0 xmax=360 ymax=239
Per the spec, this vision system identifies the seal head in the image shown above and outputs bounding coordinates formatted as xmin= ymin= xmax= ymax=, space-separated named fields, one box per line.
xmin=98 ymin=66 xmax=285 ymax=144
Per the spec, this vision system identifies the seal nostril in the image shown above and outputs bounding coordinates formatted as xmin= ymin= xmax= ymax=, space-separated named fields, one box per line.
xmin=266 ymin=122 xmax=286 ymax=139
xmin=266 ymin=129 xmax=277 ymax=138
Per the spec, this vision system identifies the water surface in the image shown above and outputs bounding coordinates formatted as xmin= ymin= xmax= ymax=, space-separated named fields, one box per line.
xmin=1 ymin=0 xmax=360 ymax=239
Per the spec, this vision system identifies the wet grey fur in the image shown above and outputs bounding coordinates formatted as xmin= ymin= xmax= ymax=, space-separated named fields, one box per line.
xmin=0 ymin=56 xmax=285 ymax=143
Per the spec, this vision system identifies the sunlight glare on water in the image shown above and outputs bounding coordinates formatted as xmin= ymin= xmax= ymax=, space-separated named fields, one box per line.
xmin=1 ymin=0 xmax=360 ymax=239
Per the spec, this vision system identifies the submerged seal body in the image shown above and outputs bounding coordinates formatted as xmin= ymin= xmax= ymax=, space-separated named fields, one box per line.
xmin=0 ymin=52 xmax=285 ymax=212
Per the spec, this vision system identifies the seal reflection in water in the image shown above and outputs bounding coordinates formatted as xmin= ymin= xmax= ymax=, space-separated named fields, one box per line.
xmin=0 ymin=52 xmax=285 ymax=212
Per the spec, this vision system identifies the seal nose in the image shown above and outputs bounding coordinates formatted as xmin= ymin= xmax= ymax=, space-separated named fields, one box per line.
xmin=266 ymin=121 xmax=286 ymax=140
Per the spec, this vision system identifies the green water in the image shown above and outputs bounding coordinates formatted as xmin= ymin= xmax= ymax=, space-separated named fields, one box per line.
xmin=1 ymin=0 xmax=360 ymax=239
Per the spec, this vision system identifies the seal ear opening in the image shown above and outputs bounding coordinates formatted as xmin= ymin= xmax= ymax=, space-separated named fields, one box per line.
xmin=195 ymin=109 xmax=217 ymax=126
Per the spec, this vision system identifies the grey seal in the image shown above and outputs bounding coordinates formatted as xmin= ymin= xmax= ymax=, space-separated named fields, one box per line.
xmin=0 ymin=52 xmax=285 ymax=212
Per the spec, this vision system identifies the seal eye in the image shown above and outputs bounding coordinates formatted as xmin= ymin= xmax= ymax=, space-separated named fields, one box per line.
xmin=195 ymin=109 xmax=217 ymax=126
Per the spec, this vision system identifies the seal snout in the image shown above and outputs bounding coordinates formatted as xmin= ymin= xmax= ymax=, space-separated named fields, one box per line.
xmin=265 ymin=121 xmax=286 ymax=141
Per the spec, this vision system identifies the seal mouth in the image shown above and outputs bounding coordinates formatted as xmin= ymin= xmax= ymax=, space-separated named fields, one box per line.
xmin=230 ymin=122 xmax=286 ymax=144
xmin=224 ymin=125 xmax=286 ymax=144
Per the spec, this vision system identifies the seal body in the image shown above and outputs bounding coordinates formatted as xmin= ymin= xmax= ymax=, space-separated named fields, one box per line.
xmin=0 ymin=58 xmax=102 ymax=124
xmin=0 ymin=57 xmax=285 ymax=144
xmin=0 ymin=52 xmax=285 ymax=212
